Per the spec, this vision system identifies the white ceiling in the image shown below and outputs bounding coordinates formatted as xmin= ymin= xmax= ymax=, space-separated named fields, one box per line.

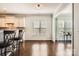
xmin=0 ymin=3 xmax=61 ymax=14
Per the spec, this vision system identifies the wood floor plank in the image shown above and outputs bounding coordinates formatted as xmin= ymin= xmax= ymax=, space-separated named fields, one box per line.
xmin=16 ymin=40 xmax=72 ymax=56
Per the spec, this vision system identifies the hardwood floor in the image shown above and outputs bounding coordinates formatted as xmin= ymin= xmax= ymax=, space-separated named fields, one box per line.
xmin=16 ymin=40 xmax=72 ymax=56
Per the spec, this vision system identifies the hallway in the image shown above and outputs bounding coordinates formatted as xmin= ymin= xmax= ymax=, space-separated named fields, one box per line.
xmin=17 ymin=41 xmax=72 ymax=56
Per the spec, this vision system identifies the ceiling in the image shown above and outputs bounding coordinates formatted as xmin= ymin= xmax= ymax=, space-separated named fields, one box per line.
xmin=0 ymin=3 xmax=61 ymax=14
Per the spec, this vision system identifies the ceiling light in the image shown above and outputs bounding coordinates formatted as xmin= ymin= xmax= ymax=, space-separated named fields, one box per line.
xmin=37 ymin=4 xmax=40 ymax=7
xmin=36 ymin=4 xmax=41 ymax=8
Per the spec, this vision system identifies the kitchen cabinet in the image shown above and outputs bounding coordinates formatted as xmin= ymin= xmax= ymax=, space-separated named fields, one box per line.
xmin=0 ymin=15 xmax=25 ymax=27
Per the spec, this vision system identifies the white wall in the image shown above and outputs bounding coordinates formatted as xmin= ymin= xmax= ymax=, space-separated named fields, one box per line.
xmin=52 ymin=15 xmax=55 ymax=41
xmin=74 ymin=3 xmax=79 ymax=56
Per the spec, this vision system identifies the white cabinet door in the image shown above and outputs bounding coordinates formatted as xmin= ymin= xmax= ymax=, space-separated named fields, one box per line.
xmin=0 ymin=30 xmax=4 ymax=42
xmin=0 ymin=17 xmax=5 ymax=27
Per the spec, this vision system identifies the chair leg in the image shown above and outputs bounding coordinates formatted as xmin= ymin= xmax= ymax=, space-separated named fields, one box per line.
xmin=16 ymin=40 xmax=19 ymax=56
xmin=4 ymin=48 xmax=6 ymax=56
xmin=18 ymin=40 xmax=20 ymax=56
xmin=1 ymin=49 xmax=3 ymax=56
xmin=0 ymin=48 xmax=6 ymax=56
xmin=19 ymin=41 xmax=20 ymax=56
xmin=15 ymin=40 xmax=21 ymax=56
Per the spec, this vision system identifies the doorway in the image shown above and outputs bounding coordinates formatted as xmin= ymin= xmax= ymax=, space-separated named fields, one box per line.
xmin=55 ymin=14 xmax=72 ymax=42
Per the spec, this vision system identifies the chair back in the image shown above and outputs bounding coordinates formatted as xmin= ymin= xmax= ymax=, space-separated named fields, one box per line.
xmin=19 ymin=30 xmax=24 ymax=39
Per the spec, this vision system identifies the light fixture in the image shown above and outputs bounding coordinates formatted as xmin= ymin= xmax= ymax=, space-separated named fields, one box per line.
xmin=36 ymin=4 xmax=41 ymax=8
xmin=37 ymin=4 xmax=40 ymax=7
xmin=5 ymin=23 xmax=15 ymax=29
